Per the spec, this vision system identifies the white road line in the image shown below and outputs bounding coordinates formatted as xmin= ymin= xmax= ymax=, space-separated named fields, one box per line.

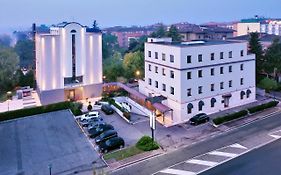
xmin=186 ymin=159 xmax=218 ymax=166
xmin=229 ymin=143 xmax=247 ymax=150
xmin=208 ymin=151 xmax=238 ymax=158
xmin=269 ymin=134 xmax=281 ymax=139
xmin=160 ymin=169 xmax=196 ymax=175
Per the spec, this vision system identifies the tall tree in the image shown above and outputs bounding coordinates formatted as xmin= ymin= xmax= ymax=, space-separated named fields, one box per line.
xmin=14 ymin=39 xmax=34 ymax=67
xmin=166 ymin=25 xmax=182 ymax=42
xmin=0 ymin=34 xmax=12 ymax=47
xmin=103 ymin=53 xmax=124 ymax=82
xmin=264 ymin=38 xmax=281 ymax=76
xmin=150 ymin=25 xmax=166 ymax=38
xmin=102 ymin=33 xmax=119 ymax=59
xmin=123 ymin=51 xmax=144 ymax=79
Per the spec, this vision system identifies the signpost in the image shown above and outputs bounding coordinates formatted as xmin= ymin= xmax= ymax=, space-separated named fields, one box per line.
xmin=150 ymin=112 xmax=156 ymax=141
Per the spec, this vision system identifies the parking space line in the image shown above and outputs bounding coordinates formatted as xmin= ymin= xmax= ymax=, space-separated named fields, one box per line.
xmin=208 ymin=151 xmax=238 ymax=158
xmin=269 ymin=134 xmax=281 ymax=139
xmin=229 ymin=143 xmax=247 ymax=149
xmin=160 ymin=168 xmax=196 ymax=175
xmin=186 ymin=159 xmax=218 ymax=166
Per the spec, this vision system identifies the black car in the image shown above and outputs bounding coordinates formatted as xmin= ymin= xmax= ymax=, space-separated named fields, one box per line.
xmin=98 ymin=137 xmax=125 ymax=153
xmin=95 ymin=130 xmax=118 ymax=144
xmin=101 ymin=104 xmax=114 ymax=115
xmin=87 ymin=122 xmax=106 ymax=131
xmin=189 ymin=113 xmax=209 ymax=125
xmin=88 ymin=124 xmax=114 ymax=138
xmin=80 ymin=117 xmax=103 ymax=127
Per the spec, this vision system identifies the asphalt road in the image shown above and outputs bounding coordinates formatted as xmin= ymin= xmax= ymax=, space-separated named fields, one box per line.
xmin=199 ymin=138 xmax=281 ymax=175
xmin=111 ymin=110 xmax=281 ymax=175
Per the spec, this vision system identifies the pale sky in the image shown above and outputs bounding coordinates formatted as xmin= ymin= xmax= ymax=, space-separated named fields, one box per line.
xmin=0 ymin=0 xmax=280 ymax=33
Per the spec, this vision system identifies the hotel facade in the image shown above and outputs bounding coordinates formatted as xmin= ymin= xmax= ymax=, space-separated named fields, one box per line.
xmin=139 ymin=38 xmax=256 ymax=125
xmin=35 ymin=22 xmax=103 ymax=105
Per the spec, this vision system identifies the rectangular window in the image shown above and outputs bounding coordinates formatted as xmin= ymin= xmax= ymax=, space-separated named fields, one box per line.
xmin=198 ymin=54 xmax=203 ymax=62
xmin=220 ymin=82 xmax=224 ymax=89
xmin=187 ymin=88 xmax=192 ymax=96
xmin=240 ymin=64 xmax=244 ymax=71
xmin=170 ymin=70 xmax=174 ymax=78
xmin=240 ymin=50 xmax=244 ymax=57
xmin=211 ymin=53 xmax=215 ymax=60
xmin=162 ymin=53 xmax=166 ymax=61
xmin=240 ymin=78 xmax=244 ymax=85
xmin=220 ymin=67 xmax=224 ymax=74
xmin=155 ymin=52 xmax=158 ymax=59
xmin=220 ymin=52 xmax=224 ymax=59
xmin=188 ymin=108 xmax=192 ymax=114
xmin=198 ymin=70 xmax=203 ymax=78
xmin=155 ymin=81 xmax=158 ymax=88
xmin=187 ymin=72 xmax=192 ymax=79
xmin=228 ymin=51 xmax=233 ymax=58
xmin=162 ymin=84 xmax=166 ymax=91
xmin=229 ymin=80 xmax=232 ymax=87
xmin=148 ymin=51 xmax=151 ymax=57
xmin=155 ymin=66 xmax=158 ymax=73
xmin=148 ymin=64 xmax=151 ymax=71
xmin=170 ymin=55 xmax=174 ymax=63
xmin=187 ymin=55 xmax=192 ymax=63
xmin=211 ymin=68 xmax=214 ymax=76
xmin=72 ymin=34 xmax=76 ymax=79
xmin=170 ymin=87 xmax=175 ymax=95
xmin=162 ymin=68 xmax=166 ymax=76
xmin=211 ymin=84 xmax=214 ymax=91
xmin=229 ymin=65 xmax=232 ymax=73
xmin=198 ymin=86 xmax=203 ymax=94
xmin=148 ymin=78 xmax=152 ymax=85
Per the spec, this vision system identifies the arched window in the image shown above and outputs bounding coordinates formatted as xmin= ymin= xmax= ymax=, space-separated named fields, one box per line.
xmin=187 ymin=103 xmax=193 ymax=114
xmin=198 ymin=100 xmax=205 ymax=111
xmin=246 ymin=89 xmax=251 ymax=98
xmin=240 ymin=91 xmax=246 ymax=99
xmin=70 ymin=29 xmax=77 ymax=33
xmin=211 ymin=98 xmax=216 ymax=108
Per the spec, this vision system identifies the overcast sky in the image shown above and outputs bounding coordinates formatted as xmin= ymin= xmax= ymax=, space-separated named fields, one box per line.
xmin=0 ymin=0 xmax=280 ymax=33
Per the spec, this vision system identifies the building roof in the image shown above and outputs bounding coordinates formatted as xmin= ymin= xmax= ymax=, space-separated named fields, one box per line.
xmin=176 ymin=23 xmax=235 ymax=34
xmin=104 ymin=26 xmax=155 ymax=33
xmin=229 ymin=33 xmax=281 ymax=42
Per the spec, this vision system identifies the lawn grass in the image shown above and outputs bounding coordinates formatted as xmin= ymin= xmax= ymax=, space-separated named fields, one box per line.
xmin=103 ymin=145 xmax=144 ymax=161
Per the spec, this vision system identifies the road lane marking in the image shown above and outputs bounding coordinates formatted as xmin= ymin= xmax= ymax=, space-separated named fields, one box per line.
xmin=229 ymin=143 xmax=247 ymax=149
xmin=269 ymin=134 xmax=281 ymax=139
xmin=186 ymin=159 xmax=218 ymax=166
xmin=160 ymin=169 xmax=196 ymax=175
xmin=208 ymin=151 xmax=237 ymax=158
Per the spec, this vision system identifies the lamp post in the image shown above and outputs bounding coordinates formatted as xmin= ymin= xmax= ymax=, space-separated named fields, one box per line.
xmin=6 ymin=91 xmax=12 ymax=112
xmin=150 ymin=111 xmax=156 ymax=141
xmin=135 ymin=70 xmax=140 ymax=80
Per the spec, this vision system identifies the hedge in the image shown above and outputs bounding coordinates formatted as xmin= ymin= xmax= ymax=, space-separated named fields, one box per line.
xmin=247 ymin=101 xmax=279 ymax=114
xmin=109 ymin=98 xmax=131 ymax=120
xmin=213 ymin=110 xmax=248 ymax=125
xmin=136 ymin=136 xmax=159 ymax=151
xmin=0 ymin=101 xmax=82 ymax=122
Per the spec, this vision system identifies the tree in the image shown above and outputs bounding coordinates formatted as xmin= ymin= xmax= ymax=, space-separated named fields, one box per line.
xmin=16 ymin=69 xmax=35 ymax=88
xmin=14 ymin=39 xmax=34 ymax=67
xmin=166 ymin=25 xmax=182 ymax=42
xmin=123 ymin=51 xmax=144 ymax=79
xmin=264 ymin=38 xmax=281 ymax=76
xmin=102 ymin=33 xmax=119 ymax=59
xmin=150 ymin=25 xmax=166 ymax=38
xmin=258 ymin=77 xmax=278 ymax=92
xmin=127 ymin=36 xmax=147 ymax=53
xmin=103 ymin=53 xmax=125 ymax=82
xmin=0 ymin=34 xmax=12 ymax=47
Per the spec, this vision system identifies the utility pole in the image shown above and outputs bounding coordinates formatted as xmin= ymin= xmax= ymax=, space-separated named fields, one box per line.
xmin=150 ymin=112 xmax=156 ymax=141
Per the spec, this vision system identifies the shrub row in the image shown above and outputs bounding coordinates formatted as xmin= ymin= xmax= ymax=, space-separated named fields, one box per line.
xmin=0 ymin=101 xmax=82 ymax=122
xmin=213 ymin=110 xmax=248 ymax=125
xmin=108 ymin=99 xmax=131 ymax=121
xmin=136 ymin=136 xmax=159 ymax=151
xmin=247 ymin=101 xmax=279 ymax=114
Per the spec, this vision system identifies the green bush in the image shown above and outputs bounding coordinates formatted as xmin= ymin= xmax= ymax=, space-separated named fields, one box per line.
xmin=248 ymin=101 xmax=279 ymax=114
xmin=213 ymin=110 xmax=248 ymax=125
xmin=258 ymin=77 xmax=278 ymax=92
xmin=109 ymin=98 xmax=131 ymax=121
xmin=136 ymin=136 xmax=159 ymax=151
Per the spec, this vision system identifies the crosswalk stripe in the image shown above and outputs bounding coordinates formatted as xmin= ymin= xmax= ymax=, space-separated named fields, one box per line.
xmin=160 ymin=168 xmax=196 ymax=175
xmin=229 ymin=143 xmax=247 ymax=149
xmin=186 ymin=159 xmax=218 ymax=166
xmin=208 ymin=151 xmax=237 ymax=158
xmin=269 ymin=134 xmax=281 ymax=139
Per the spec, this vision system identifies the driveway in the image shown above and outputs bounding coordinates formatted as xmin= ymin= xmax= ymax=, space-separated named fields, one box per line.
xmin=0 ymin=110 xmax=105 ymax=175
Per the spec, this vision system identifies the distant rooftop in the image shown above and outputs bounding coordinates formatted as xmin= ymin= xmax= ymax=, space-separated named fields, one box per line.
xmin=229 ymin=33 xmax=281 ymax=42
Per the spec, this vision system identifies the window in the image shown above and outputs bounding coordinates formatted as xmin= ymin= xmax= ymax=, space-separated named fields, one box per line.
xmin=148 ymin=78 xmax=152 ymax=85
xmin=155 ymin=66 xmax=158 ymax=73
xmin=228 ymin=51 xmax=233 ymax=58
xmin=162 ymin=53 xmax=166 ymax=61
xmin=229 ymin=65 xmax=232 ymax=73
xmin=198 ymin=70 xmax=203 ymax=78
xmin=198 ymin=101 xmax=204 ymax=111
xmin=170 ymin=87 xmax=174 ymax=95
xmin=170 ymin=70 xmax=174 ymax=78
xmin=240 ymin=91 xmax=245 ymax=99
xmin=155 ymin=81 xmax=158 ymax=88
xmin=187 ymin=88 xmax=192 ymax=96
xmin=187 ymin=103 xmax=193 ymax=114
xmin=220 ymin=82 xmax=224 ymax=89
xmin=210 ymin=68 xmax=215 ymax=76
xmin=229 ymin=80 xmax=232 ymax=87
xmin=187 ymin=72 xmax=192 ymax=79
xmin=240 ymin=64 xmax=244 ymax=71
xmin=211 ymin=84 xmax=214 ymax=91
xmin=162 ymin=84 xmax=166 ymax=91
xmin=240 ymin=50 xmax=244 ymax=57
xmin=72 ymin=34 xmax=76 ymax=79
xmin=148 ymin=51 xmax=151 ymax=57
xmin=170 ymin=55 xmax=174 ymax=63
xmin=155 ymin=52 xmax=158 ymax=59
xmin=187 ymin=55 xmax=191 ymax=63
xmin=240 ymin=78 xmax=244 ymax=85
xmin=220 ymin=52 xmax=224 ymax=59
xmin=211 ymin=98 xmax=216 ymax=108
xmin=162 ymin=68 xmax=166 ymax=76
xmin=198 ymin=86 xmax=202 ymax=94
xmin=211 ymin=53 xmax=215 ymax=60
xmin=148 ymin=64 xmax=151 ymax=71
xmin=198 ymin=54 xmax=203 ymax=62
xmin=220 ymin=67 xmax=224 ymax=74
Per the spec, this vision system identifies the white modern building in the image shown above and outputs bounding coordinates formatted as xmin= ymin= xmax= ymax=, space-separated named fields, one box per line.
xmin=35 ymin=22 xmax=103 ymax=105
xmin=139 ymin=38 xmax=256 ymax=125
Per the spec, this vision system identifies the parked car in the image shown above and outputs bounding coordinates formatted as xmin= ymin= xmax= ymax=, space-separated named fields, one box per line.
xmin=87 ymin=121 xmax=106 ymax=131
xmin=98 ymin=137 xmax=125 ymax=153
xmin=95 ymin=130 xmax=118 ymax=144
xmin=88 ymin=124 xmax=114 ymax=138
xmin=80 ymin=117 xmax=104 ymax=127
xmin=189 ymin=113 xmax=209 ymax=125
xmin=80 ymin=111 xmax=99 ymax=121
xmin=101 ymin=104 xmax=114 ymax=115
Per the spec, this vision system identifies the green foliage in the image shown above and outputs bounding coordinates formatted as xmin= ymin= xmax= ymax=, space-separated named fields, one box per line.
xmin=14 ymin=39 xmax=34 ymax=67
xmin=103 ymin=55 xmax=125 ymax=82
xmin=264 ymin=38 xmax=281 ymax=75
xmin=166 ymin=25 xmax=182 ymax=42
xmin=0 ymin=34 xmax=12 ymax=47
xmin=108 ymin=98 xmax=131 ymax=120
xmin=123 ymin=51 xmax=144 ymax=79
xmin=15 ymin=69 xmax=35 ymax=88
xmin=150 ymin=25 xmax=166 ymax=38
xmin=258 ymin=77 xmax=278 ymax=92
xmin=213 ymin=110 xmax=248 ymax=125
xmin=102 ymin=33 xmax=120 ymax=59
xmin=248 ymin=101 xmax=279 ymax=114
xmin=127 ymin=36 xmax=147 ymax=52
xmin=136 ymin=136 xmax=159 ymax=151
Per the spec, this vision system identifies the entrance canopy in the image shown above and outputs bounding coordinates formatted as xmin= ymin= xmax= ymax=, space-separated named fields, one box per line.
xmin=145 ymin=95 xmax=167 ymax=104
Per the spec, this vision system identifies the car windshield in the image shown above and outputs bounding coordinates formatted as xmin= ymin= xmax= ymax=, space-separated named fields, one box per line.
xmin=105 ymin=140 xmax=111 ymax=146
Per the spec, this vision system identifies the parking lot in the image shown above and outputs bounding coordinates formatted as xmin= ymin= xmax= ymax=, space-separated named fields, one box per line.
xmin=0 ymin=110 xmax=105 ymax=175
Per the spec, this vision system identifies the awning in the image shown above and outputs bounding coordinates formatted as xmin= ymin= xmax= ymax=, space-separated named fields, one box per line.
xmin=153 ymin=102 xmax=173 ymax=113
xmin=146 ymin=95 xmax=167 ymax=104
xmin=222 ymin=93 xmax=232 ymax=98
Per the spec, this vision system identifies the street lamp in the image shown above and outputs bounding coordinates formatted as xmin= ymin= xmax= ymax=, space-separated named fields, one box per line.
xmin=135 ymin=70 xmax=140 ymax=79
xmin=6 ymin=91 xmax=12 ymax=112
